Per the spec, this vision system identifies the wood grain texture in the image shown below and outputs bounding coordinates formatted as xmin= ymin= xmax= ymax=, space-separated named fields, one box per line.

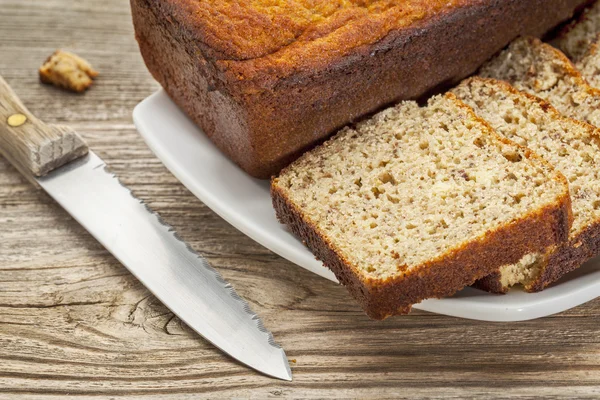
xmin=0 ymin=74 xmax=88 ymax=180
xmin=0 ymin=1 xmax=599 ymax=398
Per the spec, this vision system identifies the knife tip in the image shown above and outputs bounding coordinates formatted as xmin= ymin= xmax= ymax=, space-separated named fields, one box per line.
xmin=276 ymin=352 xmax=293 ymax=382
xmin=263 ymin=348 xmax=293 ymax=382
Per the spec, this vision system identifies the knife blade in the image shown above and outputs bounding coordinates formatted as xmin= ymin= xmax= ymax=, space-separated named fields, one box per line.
xmin=0 ymin=75 xmax=292 ymax=381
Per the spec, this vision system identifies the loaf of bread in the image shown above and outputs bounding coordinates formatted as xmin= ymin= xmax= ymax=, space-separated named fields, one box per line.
xmin=453 ymin=77 xmax=600 ymax=293
xmin=131 ymin=0 xmax=588 ymax=178
xmin=479 ymin=36 xmax=600 ymax=127
xmin=272 ymin=94 xmax=572 ymax=319
xmin=553 ymin=1 xmax=600 ymax=87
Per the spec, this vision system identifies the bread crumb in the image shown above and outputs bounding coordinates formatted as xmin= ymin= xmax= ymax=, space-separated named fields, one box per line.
xmin=39 ymin=50 xmax=98 ymax=93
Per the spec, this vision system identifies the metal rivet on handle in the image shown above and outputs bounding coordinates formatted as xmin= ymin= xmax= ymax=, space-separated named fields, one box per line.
xmin=7 ymin=113 xmax=27 ymax=127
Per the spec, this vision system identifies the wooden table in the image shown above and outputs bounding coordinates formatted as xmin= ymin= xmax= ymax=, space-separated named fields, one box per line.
xmin=0 ymin=1 xmax=599 ymax=398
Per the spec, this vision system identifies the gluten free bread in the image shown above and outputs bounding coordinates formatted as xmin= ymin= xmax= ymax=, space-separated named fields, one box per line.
xmin=479 ymin=36 xmax=600 ymax=127
xmin=553 ymin=0 xmax=600 ymax=62
xmin=553 ymin=0 xmax=600 ymax=88
xmin=131 ymin=0 xmax=588 ymax=178
xmin=454 ymin=78 xmax=600 ymax=293
xmin=272 ymin=94 xmax=572 ymax=319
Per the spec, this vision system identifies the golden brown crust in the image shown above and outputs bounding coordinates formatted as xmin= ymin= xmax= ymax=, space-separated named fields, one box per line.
xmin=271 ymin=95 xmax=572 ymax=319
xmin=478 ymin=221 xmax=600 ymax=293
xmin=476 ymin=217 xmax=600 ymax=294
xmin=153 ymin=0 xmax=474 ymax=63
xmin=131 ymin=0 xmax=589 ymax=178
xmin=472 ymin=271 xmax=508 ymax=294
xmin=533 ymin=224 xmax=600 ymax=291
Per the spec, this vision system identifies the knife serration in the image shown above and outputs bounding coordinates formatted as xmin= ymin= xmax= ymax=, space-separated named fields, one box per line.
xmin=37 ymin=151 xmax=292 ymax=381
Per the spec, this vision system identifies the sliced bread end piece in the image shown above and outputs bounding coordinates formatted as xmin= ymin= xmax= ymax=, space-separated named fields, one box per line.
xmin=453 ymin=77 xmax=600 ymax=293
xmin=272 ymin=93 xmax=572 ymax=319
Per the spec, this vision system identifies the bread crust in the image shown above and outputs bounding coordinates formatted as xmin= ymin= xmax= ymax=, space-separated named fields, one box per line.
xmin=473 ymin=271 xmax=508 ymax=294
xmin=271 ymin=94 xmax=572 ymax=319
xmin=477 ymin=222 xmax=600 ymax=294
xmin=477 ymin=222 xmax=600 ymax=293
xmin=131 ymin=0 xmax=589 ymax=178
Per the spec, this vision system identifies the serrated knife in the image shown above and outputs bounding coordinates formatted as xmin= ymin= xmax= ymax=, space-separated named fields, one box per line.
xmin=0 ymin=75 xmax=292 ymax=381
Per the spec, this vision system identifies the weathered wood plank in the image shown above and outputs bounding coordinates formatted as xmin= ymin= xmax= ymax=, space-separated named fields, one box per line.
xmin=0 ymin=0 xmax=598 ymax=398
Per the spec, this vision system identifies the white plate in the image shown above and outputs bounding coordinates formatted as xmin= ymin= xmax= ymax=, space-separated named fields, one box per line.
xmin=133 ymin=90 xmax=600 ymax=322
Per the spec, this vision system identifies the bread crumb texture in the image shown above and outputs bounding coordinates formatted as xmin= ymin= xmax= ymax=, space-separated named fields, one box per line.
xmin=553 ymin=1 xmax=600 ymax=89
xmin=455 ymin=78 xmax=600 ymax=239
xmin=479 ymin=37 xmax=600 ymax=128
xmin=499 ymin=252 xmax=545 ymax=288
xmin=553 ymin=0 xmax=600 ymax=62
xmin=576 ymin=43 xmax=600 ymax=87
xmin=39 ymin=50 xmax=98 ymax=93
xmin=273 ymin=94 xmax=568 ymax=281
xmin=454 ymin=77 xmax=600 ymax=290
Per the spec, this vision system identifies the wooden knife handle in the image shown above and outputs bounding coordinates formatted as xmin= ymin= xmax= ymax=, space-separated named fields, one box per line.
xmin=0 ymin=74 xmax=88 ymax=184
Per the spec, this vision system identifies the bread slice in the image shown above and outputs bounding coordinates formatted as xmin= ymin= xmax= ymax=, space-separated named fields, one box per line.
xmin=453 ymin=77 xmax=600 ymax=293
xmin=552 ymin=0 xmax=600 ymax=62
xmin=479 ymin=36 xmax=600 ymax=128
xmin=552 ymin=1 xmax=600 ymax=88
xmin=271 ymin=94 xmax=572 ymax=319
xmin=575 ymin=40 xmax=600 ymax=87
